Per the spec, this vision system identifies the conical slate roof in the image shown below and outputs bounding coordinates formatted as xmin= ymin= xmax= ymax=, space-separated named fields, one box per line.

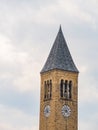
xmin=41 ymin=26 xmax=79 ymax=73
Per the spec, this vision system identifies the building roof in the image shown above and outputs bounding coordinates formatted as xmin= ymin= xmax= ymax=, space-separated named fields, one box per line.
xmin=41 ymin=26 xmax=79 ymax=73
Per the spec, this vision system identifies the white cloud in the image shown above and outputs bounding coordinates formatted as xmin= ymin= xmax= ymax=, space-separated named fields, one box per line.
xmin=31 ymin=0 xmax=93 ymax=25
xmin=0 ymin=104 xmax=38 ymax=130
xmin=0 ymin=34 xmax=41 ymax=93
xmin=13 ymin=61 xmax=40 ymax=92
xmin=0 ymin=35 xmax=12 ymax=62
xmin=79 ymin=83 xmax=98 ymax=103
xmin=79 ymin=112 xmax=98 ymax=130
xmin=58 ymin=0 xmax=97 ymax=26
xmin=0 ymin=0 xmax=98 ymax=130
xmin=79 ymin=66 xmax=98 ymax=103
xmin=1 ymin=0 xmax=96 ymax=27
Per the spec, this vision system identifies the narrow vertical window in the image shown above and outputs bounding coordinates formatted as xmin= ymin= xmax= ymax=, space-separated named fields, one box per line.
xmin=50 ymin=80 xmax=52 ymax=98
xmin=44 ymin=81 xmax=47 ymax=99
xmin=64 ymin=80 xmax=68 ymax=98
xmin=44 ymin=80 xmax=52 ymax=101
xmin=69 ymin=81 xmax=72 ymax=99
xmin=46 ymin=81 xmax=48 ymax=99
xmin=60 ymin=79 xmax=63 ymax=98
xmin=47 ymin=80 xmax=50 ymax=99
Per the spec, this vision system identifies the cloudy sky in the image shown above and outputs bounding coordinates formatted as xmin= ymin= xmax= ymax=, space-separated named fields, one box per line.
xmin=0 ymin=0 xmax=98 ymax=130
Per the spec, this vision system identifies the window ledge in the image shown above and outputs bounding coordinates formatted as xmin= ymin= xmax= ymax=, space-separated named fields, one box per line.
xmin=60 ymin=97 xmax=72 ymax=101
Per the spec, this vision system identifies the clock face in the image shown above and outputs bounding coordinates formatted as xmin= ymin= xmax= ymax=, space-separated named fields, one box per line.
xmin=44 ymin=105 xmax=50 ymax=117
xmin=61 ymin=105 xmax=71 ymax=117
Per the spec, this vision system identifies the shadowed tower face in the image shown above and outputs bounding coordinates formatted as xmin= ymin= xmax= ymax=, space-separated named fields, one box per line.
xmin=39 ymin=26 xmax=79 ymax=130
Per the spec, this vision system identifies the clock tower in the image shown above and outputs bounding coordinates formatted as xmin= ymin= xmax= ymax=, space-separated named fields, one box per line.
xmin=39 ymin=26 xmax=79 ymax=130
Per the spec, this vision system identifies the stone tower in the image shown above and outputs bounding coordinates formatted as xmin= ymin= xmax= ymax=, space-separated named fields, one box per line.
xmin=39 ymin=26 xmax=79 ymax=130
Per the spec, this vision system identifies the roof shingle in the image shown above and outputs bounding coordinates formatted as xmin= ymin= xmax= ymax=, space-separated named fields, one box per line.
xmin=41 ymin=26 xmax=79 ymax=73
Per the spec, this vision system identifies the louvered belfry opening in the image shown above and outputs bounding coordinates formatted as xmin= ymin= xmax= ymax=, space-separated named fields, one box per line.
xmin=60 ymin=79 xmax=72 ymax=100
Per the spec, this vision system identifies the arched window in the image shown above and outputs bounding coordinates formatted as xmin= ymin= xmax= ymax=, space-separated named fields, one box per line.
xmin=60 ymin=79 xmax=63 ymax=98
xmin=69 ymin=81 xmax=72 ymax=99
